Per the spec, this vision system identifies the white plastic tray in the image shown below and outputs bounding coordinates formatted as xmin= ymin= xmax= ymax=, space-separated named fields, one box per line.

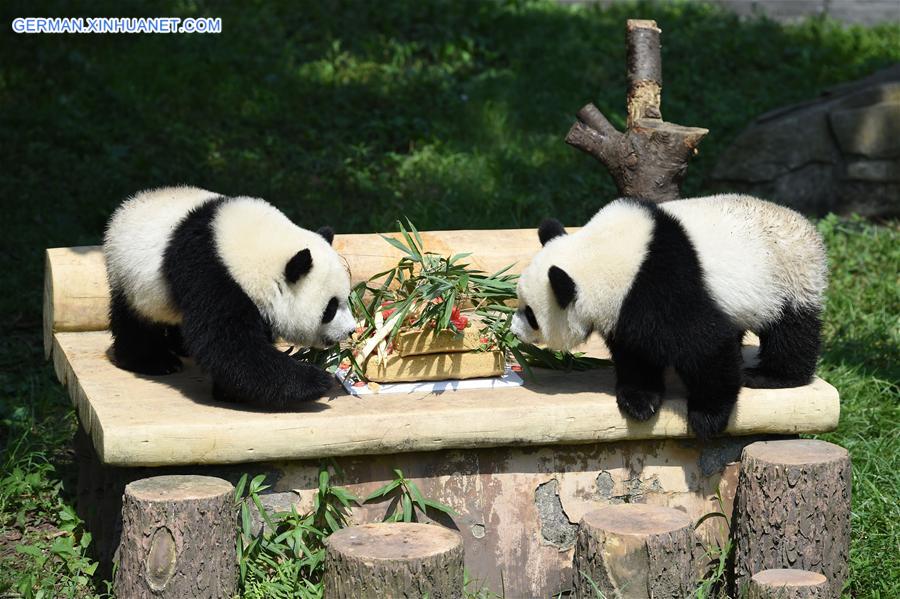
xmin=335 ymin=366 xmax=524 ymax=396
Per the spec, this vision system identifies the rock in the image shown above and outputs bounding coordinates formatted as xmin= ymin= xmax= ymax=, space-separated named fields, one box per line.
xmin=831 ymin=101 xmax=900 ymax=158
xmin=846 ymin=158 xmax=900 ymax=182
xmin=245 ymin=491 xmax=302 ymax=536
xmin=712 ymin=64 xmax=900 ymax=218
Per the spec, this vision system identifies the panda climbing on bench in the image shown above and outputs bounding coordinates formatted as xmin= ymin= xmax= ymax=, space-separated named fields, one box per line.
xmin=512 ymin=194 xmax=828 ymax=440
xmin=103 ymin=186 xmax=355 ymax=408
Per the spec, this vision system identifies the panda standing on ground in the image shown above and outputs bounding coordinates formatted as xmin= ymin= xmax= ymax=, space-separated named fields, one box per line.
xmin=512 ymin=194 xmax=828 ymax=440
xmin=103 ymin=186 xmax=356 ymax=408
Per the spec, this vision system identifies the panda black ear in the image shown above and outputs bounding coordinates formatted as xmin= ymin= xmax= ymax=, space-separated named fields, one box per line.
xmin=316 ymin=226 xmax=334 ymax=245
xmin=538 ymin=218 xmax=567 ymax=246
xmin=548 ymin=265 xmax=576 ymax=309
xmin=285 ymin=249 xmax=313 ymax=283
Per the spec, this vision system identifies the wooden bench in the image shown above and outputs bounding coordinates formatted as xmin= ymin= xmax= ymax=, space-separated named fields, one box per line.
xmin=44 ymin=230 xmax=840 ymax=597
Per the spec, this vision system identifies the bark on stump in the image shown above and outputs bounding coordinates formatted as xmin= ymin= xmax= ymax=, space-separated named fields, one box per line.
xmin=114 ymin=475 xmax=237 ymax=599
xmin=573 ymin=504 xmax=698 ymax=598
xmin=733 ymin=440 xmax=850 ymax=597
xmin=566 ymin=19 xmax=708 ymax=203
xmin=324 ymin=522 xmax=464 ymax=599
xmin=749 ymin=569 xmax=830 ymax=598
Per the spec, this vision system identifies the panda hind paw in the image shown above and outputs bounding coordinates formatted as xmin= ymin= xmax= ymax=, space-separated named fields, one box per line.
xmin=688 ymin=409 xmax=730 ymax=440
xmin=743 ymin=367 xmax=810 ymax=389
xmin=615 ymin=385 xmax=663 ymax=421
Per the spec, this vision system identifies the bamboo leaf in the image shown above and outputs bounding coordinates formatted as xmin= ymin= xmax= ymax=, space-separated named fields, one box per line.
xmin=402 ymin=494 xmax=413 ymax=522
xmin=250 ymin=473 xmax=268 ymax=494
xmin=695 ymin=511 xmax=728 ymax=529
xmin=405 ymin=479 xmax=427 ymax=514
xmin=407 ymin=218 xmax=424 ymax=249
xmin=449 ymin=252 xmax=472 ymax=264
xmin=397 ymin=221 xmax=422 ymax=261
xmin=324 ymin=510 xmax=340 ymax=533
xmin=364 ymin=478 xmax=402 ymax=502
xmin=422 ymin=498 xmax=459 ymax=516
xmin=234 ymin=474 xmax=248 ymax=502
xmin=380 ymin=234 xmax=418 ymax=258
xmin=318 ymin=469 xmax=329 ymax=496
xmin=251 ymin=493 xmax=277 ymax=532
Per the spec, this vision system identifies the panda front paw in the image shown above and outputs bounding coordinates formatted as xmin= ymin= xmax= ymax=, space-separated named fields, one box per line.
xmin=688 ymin=409 xmax=730 ymax=440
xmin=615 ymin=385 xmax=663 ymax=421
xmin=279 ymin=365 xmax=336 ymax=404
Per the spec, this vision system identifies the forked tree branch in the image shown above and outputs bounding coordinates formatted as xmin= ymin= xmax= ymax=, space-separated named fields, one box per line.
xmin=565 ymin=19 xmax=708 ymax=203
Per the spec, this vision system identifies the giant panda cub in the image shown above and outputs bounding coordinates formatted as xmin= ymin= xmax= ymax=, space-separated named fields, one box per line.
xmin=512 ymin=194 xmax=827 ymax=439
xmin=103 ymin=186 xmax=355 ymax=408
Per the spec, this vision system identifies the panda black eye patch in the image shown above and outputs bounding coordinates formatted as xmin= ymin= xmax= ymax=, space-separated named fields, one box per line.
xmin=524 ymin=305 xmax=539 ymax=330
xmin=322 ymin=297 xmax=338 ymax=324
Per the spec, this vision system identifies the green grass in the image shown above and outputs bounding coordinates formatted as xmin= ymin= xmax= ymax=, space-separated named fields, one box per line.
xmin=0 ymin=0 xmax=898 ymax=596
xmin=814 ymin=216 xmax=900 ymax=599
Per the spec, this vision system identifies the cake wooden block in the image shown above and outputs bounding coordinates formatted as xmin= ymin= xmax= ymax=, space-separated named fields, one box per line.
xmin=363 ymin=350 xmax=504 ymax=383
xmin=394 ymin=327 xmax=483 ymax=357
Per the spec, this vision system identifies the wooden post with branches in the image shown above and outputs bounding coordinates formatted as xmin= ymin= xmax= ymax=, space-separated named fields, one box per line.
xmin=565 ymin=19 xmax=708 ymax=203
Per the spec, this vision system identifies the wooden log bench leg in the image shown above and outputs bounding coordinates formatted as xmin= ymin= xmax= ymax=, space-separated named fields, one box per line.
xmin=573 ymin=504 xmax=698 ymax=598
xmin=114 ymin=475 xmax=237 ymax=599
xmin=733 ymin=439 xmax=850 ymax=597
xmin=749 ymin=569 xmax=830 ymax=598
xmin=324 ymin=522 xmax=464 ymax=599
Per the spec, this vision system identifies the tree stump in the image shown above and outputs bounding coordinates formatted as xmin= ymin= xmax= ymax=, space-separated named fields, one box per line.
xmin=324 ymin=522 xmax=464 ymax=599
xmin=573 ymin=504 xmax=698 ymax=598
xmin=733 ymin=440 xmax=850 ymax=597
xmin=566 ymin=19 xmax=708 ymax=203
xmin=749 ymin=569 xmax=830 ymax=598
xmin=114 ymin=475 xmax=237 ymax=599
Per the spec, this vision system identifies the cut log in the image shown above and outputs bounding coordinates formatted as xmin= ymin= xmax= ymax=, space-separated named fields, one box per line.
xmin=733 ymin=439 xmax=850 ymax=597
xmin=749 ymin=569 xmax=830 ymax=598
xmin=573 ymin=503 xmax=698 ymax=598
xmin=324 ymin=522 xmax=464 ymax=599
xmin=565 ymin=19 xmax=708 ymax=203
xmin=114 ymin=475 xmax=237 ymax=599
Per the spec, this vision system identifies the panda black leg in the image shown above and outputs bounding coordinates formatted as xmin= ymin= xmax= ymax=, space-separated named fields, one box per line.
xmin=677 ymin=339 xmax=742 ymax=440
xmin=180 ymin=306 xmax=334 ymax=409
xmin=109 ymin=289 xmax=182 ymax=375
xmin=165 ymin=326 xmax=190 ymax=357
xmin=745 ymin=304 xmax=821 ymax=388
xmin=609 ymin=343 xmax=666 ymax=422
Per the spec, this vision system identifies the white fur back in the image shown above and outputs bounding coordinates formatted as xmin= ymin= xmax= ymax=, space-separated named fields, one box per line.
xmin=661 ymin=194 xmax=827 ymax=330
xmin=104 ymin=186 xmax=219 ymax=324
